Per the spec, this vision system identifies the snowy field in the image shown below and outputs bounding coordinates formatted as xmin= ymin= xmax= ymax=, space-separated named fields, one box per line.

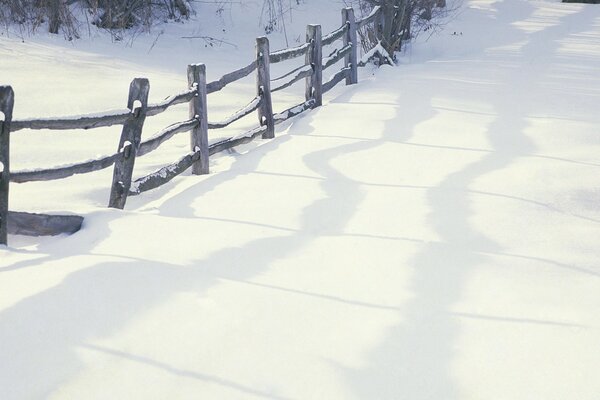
xmin=1 ymin=0 xmax=600 ymax=399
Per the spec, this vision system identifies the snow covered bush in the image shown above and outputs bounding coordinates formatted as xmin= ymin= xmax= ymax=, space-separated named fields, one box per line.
xmin=347 ymin=0 xmax=457 ymax=58
xmin=0 ymin=0 xmax=191 ymax=37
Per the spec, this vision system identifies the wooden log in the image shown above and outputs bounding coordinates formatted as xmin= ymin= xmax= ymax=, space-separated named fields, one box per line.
xmin=322 ymin=23 xmax=349 ymax=47
xmin=271 ymin=67 xmax=313 ymax=93
xmin=11 ymin=153 xmax=120 ymax=183
xmin=146 ymin=88 xmax=197 ymax=117
xmin=306 ymin=24 xmax=323 ymax=108
xmin=342 ymin=8 xmax=359 ymax=85
xmin=208 ymin=96 xmax=261 ymax=129
xmin=269 ymin=42 xmax=311 ymax=64
xmin=188 ymin=64 xmax=209 ymax=175
xmin=322 ymin=44 xmax=353 ymax=71
xmin=273 ymin=99 xmax=316 ymax=125
xmin=11 ymin=89 xmax=193 ymax=132
xmin=0 ymin=86 xmax=14 ymax=245
xmin=7 ymin=211 xmax=83 ymax=236
xmin=207 ymin=125 xmax=268 ymax=156
xmin=108 ymin=78 xmax=150 ymax=209
xmin=138 ymin=119 xmax=198 ymax=157
xmin=11 ymin=110 xmax=130 ymax=132
xmin=129 ymin=149 xmax=202 ymax=196
xmin=206 ymin=61 xmax=256 ymax=94
xmin=323 ymin=68 xmax=350 ymax=93
xmin=256 ymin=37 xmax=275 ymax=139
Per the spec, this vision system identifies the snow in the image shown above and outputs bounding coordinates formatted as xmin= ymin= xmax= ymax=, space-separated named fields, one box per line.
xmin=2 ymin=0 xmax=600 ymax=399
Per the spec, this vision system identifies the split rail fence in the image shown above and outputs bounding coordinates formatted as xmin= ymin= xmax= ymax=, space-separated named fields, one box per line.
xmin=0 ymin=6 xmax=384 ymax=245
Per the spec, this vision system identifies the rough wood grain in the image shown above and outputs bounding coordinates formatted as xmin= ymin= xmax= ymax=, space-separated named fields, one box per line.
xmin=129 ymin=149 xmax=201 ymax=195
xmin=269 ymin=42 xmax=311 ymax=64
xmin=342 ymin=8 xmax=359 ymax=85
xmin=306 ymin=24 xmax=323 ymax=107
xmin=11 ymin=89 xmax=194 ymax=133
xmin=208 ymin=96 xmax=261 ymax=129
xmin=8 ymin=211 xmax=83 ymax=236
xmin=146 ymin=89 xmax=197 ymax=117
xmin=138 ymin=119 xmax=198 ymax=157
xmin=271 ymin=67 xmax=313 ymax=93
xmin=273 ymin=99 xmax=316 ymax=125
xmin=322 ymin=23 xmax=349 ymax=47
xmin=256 ymin=37 xmax=275 ymax=139
xmin=0 ymin=86 xmax=14 ymax=245
xmin=206 ymin=61 xmax=256 ymax=94
xmin=188 ymin=64 xmax=210 ymax=175
xmin=323 ymin=68 xmax=350 ymax=93
xmin=11 ymin=153 xmax=120 ymax=183
xmin=322 ymin=44 xmax=353 ymax=70
xmin=11 ymin=110 xmax=130 ymax=132
xmin=108 ymin=78 xmax=150 ymax=209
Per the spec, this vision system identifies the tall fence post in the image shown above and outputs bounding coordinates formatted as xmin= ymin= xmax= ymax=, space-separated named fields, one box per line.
xmin=306 ymin=24 xmax=323 ymax=108
xmin=108 ymin=78 xmax=150 ymax=209
xmin=0 ymin=86 xmax=14 ymax=245
xmin=256 ymin=37 xmax=275 ymax=139
xmin=342 ymin=7 xmax=358 ymax=85
xmin=188 ymin=64 xmax=209 ymax=175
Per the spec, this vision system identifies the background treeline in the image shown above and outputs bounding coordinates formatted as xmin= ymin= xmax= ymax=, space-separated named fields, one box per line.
xmin=0 ymin=0 xmax=191 ymax=38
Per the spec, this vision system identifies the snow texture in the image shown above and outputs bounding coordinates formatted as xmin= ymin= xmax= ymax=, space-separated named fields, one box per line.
xmin=1 ymin=1 xmax=600 ymax=399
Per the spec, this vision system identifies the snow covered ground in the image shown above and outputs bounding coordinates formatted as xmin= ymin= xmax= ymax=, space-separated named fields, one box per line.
xmin=1 ymin=0 xmax=600 ymax=399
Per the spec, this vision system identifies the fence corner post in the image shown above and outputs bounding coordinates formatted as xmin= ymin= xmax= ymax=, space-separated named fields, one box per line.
xmin=188 ymin=64 xmax=209 ymax=175
xmin=108 ymin=78 xmax=149 ymax=210
xmin=342 ymin=7 xmax=359 ymax=85
xmin=256 ymin=36 xmax=275 ymax=139
xmin=306 ymin=24 xmax=323 ymax=108
xmin=0 ymin=86 xmax=14 ymax=245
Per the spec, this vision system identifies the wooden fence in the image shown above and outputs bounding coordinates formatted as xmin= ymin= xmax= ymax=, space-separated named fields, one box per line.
xmin=0 ymin=6 xmax=384 ymax=245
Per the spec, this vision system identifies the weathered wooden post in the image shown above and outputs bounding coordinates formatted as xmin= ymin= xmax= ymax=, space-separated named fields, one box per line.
xmin=108 ymin=78 xmax=150 ymax=209
xmin=188 ymin=64 xmax=209 ymax=175
xmin=342 ymin=7 xmax=358 ymax=85
xmin=256 ymin=37 xmax=275 ymax=139
xmin=305 ymin=24 xmax=323 ymax=108
xmin=0 ymin=86 xmax=14 ymax=245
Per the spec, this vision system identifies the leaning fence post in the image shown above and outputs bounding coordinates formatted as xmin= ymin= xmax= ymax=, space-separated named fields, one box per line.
xmin=0 ymin=86 xmax=14 ymax=245
xmin=256 ymin=37 xmax=275 ymax=139
xmin=342 ymin=7 xmax=359 ymax=85
xmin=188 ymin=64 xmax=209 ymax=175
xmin=108 ymin=78 xmax=150 ymax=209
xmin=306 ymin=24 xmax=323 ymax=108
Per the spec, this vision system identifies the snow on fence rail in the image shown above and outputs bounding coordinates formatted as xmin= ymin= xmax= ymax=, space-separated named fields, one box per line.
xmin=0 ymin=6 xmax=383 ymax=244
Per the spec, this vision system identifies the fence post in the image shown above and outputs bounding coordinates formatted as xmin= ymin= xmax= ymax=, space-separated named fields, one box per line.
xmin=108 ymin=78 xmax=150 ymax=209
xmin=342 ymin=7 xmax=358 ymax=85
xmin=188 ymin=64 xmax=209 ymax=175
xmin=256 ymin=37 xmax=275 ymax=139
xmin=0 ymin=86 xmax=14 ymax=245
xmin=305 ymin=24 xmax=323 ymax=108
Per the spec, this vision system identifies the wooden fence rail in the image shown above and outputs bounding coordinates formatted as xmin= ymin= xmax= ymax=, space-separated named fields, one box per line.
xmin=0 ymin=5 xmax=383 ymax=245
